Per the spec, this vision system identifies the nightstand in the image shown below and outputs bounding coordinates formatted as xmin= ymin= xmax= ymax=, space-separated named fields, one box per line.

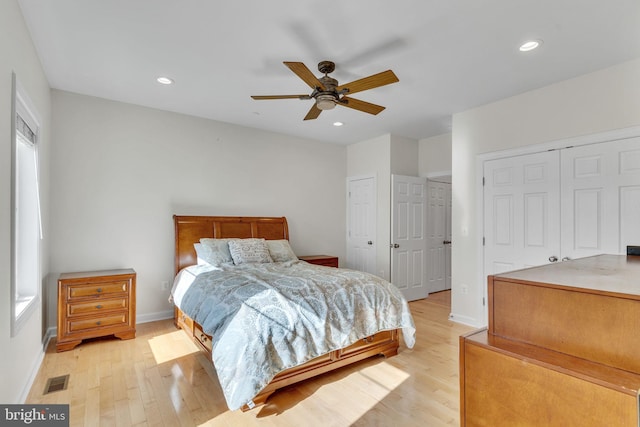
xmin=57 ymin=268 xmax=136 ymax=352
xmin=299 ymin=255 xmax=339 ymax=268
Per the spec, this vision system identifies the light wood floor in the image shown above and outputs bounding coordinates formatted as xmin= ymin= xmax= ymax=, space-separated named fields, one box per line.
xmin=27 ymin=291 xmax=474 ymax=426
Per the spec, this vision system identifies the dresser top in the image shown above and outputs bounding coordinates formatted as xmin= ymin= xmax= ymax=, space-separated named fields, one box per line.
xmin=59 ymin=268 xmax=136 ymax=280
xmin=495 ymin=255 xmax=640 ymax=297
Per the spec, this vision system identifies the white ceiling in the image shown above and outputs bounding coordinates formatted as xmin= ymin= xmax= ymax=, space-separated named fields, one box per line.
xmin=17 ymin=0 xmax=640 ymax=145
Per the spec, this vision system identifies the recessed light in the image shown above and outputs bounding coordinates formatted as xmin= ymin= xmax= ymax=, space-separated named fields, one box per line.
xmin=519 ymin=40 xmax=542 ymax=52
xmin=156 ymin=76 xmax=174 ymax=85
xmin=333 ymin=121 xmax=344 ymax=127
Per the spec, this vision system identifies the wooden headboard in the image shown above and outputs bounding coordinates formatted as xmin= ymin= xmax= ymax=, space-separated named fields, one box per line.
xmin=173 ymin=215 xmax=289 ymax=274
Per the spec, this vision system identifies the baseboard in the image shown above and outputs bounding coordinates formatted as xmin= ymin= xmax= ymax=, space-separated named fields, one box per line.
xmin=18 ymin=345 xmax=46 ymax=403
xmin=137 ymin=310 xmax=174 ymax=324
xmin=44 ymin=310 xmax=175 ymax=338
xmin=448 ymin=312 xmax=485 ymax=328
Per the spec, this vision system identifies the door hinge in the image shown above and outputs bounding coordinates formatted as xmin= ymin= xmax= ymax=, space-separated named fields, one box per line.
xmin=482 ymin=237 xmax=485 ymax=246
xmin=483 ymin=297 xmax=486 ymax=306
xmin=482 ymin=176 xmax=485 ymax=186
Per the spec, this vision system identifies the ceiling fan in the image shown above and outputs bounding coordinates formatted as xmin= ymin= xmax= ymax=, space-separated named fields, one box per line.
xmin=251 ymin=61 xmax=399 ymax=120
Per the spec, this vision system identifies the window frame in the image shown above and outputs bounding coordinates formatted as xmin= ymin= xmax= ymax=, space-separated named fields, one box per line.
xmin=10 ymin=73 xmax=42 ymax=337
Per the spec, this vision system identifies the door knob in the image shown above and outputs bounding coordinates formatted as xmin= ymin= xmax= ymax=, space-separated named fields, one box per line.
xmin=390 ymin=243 xmax=400 ymax=248
xmin=549 ymin=256 xmax=558 ymax=262
xmin=443 ymin=240 xmax=451 ymax=245
xmin=367 ymin=241 xmax=373 ymax=245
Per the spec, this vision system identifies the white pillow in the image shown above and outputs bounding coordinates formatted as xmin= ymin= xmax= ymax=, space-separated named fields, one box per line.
xmin=193 ymin=243 xmax=209 ymax=265
xmin=267 ymin=239 xmax=298 ymax=262
xmin=198 ymin=238 xmax=234 ymax=265
xmin=228 ymin=238 xmax=273 ymax=264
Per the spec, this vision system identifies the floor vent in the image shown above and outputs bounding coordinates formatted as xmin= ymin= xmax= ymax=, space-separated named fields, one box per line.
xmin=43 ymin=374 xmax=69 ymax=395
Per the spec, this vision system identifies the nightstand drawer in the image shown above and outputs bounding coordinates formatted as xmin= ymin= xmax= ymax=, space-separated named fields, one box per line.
xmin=299 ymin=255 xmax=339 ymax=268
xmin=68 ymin=313 xmax=128 ymax=332
xmin=67 ymin=298 xmax=128 ymax=316
xmin=67 ymin=281 xmax=128 ymax=299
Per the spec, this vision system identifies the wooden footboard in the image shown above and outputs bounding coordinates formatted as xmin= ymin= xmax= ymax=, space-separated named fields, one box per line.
xmin=174 ymin=307 xmax=400 ymax=411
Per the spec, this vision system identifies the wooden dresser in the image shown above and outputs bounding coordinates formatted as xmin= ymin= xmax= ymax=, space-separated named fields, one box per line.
xmin=298 ymin=255 xmax=339 ymax=268
xmin=460 ymin=255 xmax=640 ymax=426
xmin=57 ymin=269 xmax=136 ymax=352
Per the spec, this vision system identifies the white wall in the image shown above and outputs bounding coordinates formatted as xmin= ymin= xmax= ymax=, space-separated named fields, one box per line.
xmin=419 ymin=133 xmax=451 ymax=177
xmin=390 ymin=134 xmax=418 ymax=176
xmin=451 ymin=58 xmax=640 ymax=326
xmin=49 ymin=90 xmax=347 ymax=326
xmin=0 ymin=0 xmax=52 ymax=403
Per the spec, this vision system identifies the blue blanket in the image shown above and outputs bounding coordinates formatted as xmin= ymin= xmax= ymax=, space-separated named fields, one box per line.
xmin=172 ymin=261 xmax=416 ymax=410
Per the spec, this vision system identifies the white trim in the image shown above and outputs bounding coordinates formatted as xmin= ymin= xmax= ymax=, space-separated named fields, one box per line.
xmin=474 ymin=125 xmax=640 ymax=326
xmin=11 ymin=73 xmax=43 ymax=337
xmin=137 ymin=310 xmax=174 ymax=324
xmin=17 ymin=346 xmax=46 ymax=404
xmin=448 ymin=313 xmax=484 ymax=328
xmin=422 ymin=170 xmax=452 ymax=180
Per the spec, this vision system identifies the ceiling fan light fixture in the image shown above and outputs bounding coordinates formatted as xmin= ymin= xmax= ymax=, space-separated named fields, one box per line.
xmin=316 ymin=94 xmax=336 ymax=110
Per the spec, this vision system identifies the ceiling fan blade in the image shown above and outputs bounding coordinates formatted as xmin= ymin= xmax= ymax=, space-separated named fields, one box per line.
xmin=251 ymin=95 xmax=311 ymax=100
xmin=303 ymin=103 xmax=322 ymax=120
xmin=338 ymin=97 xmax=386 ymax=115
xmin=284 ymin=62 xmax=326 ymax=91
xmin=336 ymin=70 xmax=399 ymax=95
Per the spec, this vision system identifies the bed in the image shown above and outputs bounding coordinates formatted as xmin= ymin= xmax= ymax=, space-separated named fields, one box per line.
xmin=171 ymin=215 xmax=415 ymax=411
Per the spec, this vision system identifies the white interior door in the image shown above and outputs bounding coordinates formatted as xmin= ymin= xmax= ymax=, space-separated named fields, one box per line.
xmin=391 ymin=175 xmax=428 ymax=301
xmin=561 ymin=137 xmax=640 ymax=258
xmin=483 ymin=150 xmax=561 ymax=277
xmin=445 ymin=183 xmax=452 ymax=290
xmin=347 ymin=176 xmax=377 ymax=274
xmin=426 ymin=180 xmax=447 ymax=293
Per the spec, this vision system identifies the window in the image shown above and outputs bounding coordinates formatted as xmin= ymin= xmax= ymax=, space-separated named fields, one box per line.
xmin=11 ymin=74 xmax=42 ymax=336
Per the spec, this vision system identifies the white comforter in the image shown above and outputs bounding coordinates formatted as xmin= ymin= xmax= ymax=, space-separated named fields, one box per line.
xmin=171 ymin=260 xmax=416 ymax=410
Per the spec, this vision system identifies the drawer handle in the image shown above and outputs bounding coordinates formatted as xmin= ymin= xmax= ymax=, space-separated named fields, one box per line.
xmin=96 ymin=288 xmax=102 ymax=293
xmin=363 ymin=336 xmax=374 ymax=343
xmin=200 ymin=334 xmax=208 ymax=342
xmin=96 ymin=305 xmax=103 ymax=309
xmin=96 ymin=321 xmax=102 ymax=326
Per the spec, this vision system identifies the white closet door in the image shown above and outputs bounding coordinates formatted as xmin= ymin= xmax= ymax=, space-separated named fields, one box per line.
xmin=426 ymin=180 xmax=448 ymax=293
xmin=561 ymin=137 xmax=640 ymax=258
xmin=483 ymin=151 xmax=561 ymax=276
xmin=347 ymin=176 xmax=377 ymax=274
xmin=391 ymin=175 xmax=428 ymax=301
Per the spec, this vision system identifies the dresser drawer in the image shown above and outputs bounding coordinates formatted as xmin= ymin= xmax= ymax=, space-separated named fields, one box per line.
xmin=67 ymin=298 xmax=128 ymax=316
xmin=68 ymin=313 xmax=128 ymax=332
xmin=66 ymin=281 xmax=128 ymax=300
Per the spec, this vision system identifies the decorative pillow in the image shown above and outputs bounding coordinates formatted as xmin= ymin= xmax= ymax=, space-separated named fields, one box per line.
xmin=198 ymin=238 xmax=234 ymax=266
xmin=228 ymin=238 xmax=273 ymax=264
xmin=267 ymin=239 xmax=298 ymax=262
